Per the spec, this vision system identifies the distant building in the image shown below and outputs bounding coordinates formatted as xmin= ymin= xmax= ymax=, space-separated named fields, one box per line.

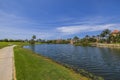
xmin=111 ymin=30 xmax=120 ymax=36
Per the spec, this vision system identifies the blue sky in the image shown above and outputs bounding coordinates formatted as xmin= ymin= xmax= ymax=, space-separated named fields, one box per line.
xmin=0 ymin=0 xmax=120 ymax=40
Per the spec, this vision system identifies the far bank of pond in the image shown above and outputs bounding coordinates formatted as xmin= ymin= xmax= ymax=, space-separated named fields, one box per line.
xmin=96 ymin=43 xmax=120 ymax=48
xmin=73 ymin=42 xmax=120 ymax=48
xmin=24 ymin=44 xmax=120 ymax=80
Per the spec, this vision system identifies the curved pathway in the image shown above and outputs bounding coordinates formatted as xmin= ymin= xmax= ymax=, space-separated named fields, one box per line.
xmin=0 ymin=45 xmax=15 ymax=80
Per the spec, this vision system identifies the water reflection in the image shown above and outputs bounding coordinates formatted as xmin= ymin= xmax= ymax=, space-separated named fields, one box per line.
xmin=29 ymin=44 xmax=36 ymax=52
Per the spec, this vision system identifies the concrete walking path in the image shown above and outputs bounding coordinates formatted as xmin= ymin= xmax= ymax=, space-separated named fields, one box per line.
xmin=0 ymin=45 xmax=16 ymax=80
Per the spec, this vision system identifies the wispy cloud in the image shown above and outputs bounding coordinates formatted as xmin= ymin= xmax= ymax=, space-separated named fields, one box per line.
xmin=56 ymin=16 xmax=120 ymax=36
xmin=0 ymin=9 xmax=120 ymax=39
xmin=57 ymin=24 xmax=120 ymax=35
xmin=56 ymin=16 xmax=119 ymax=26
xmin=0 ymin=10 xmax=56 ymax=39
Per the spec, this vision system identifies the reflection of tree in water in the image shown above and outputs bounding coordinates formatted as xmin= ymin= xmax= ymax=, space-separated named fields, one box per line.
xmin=99 ymin=48 xmax=114 ymax=65
xmin=30 ymin=44 xmax=35 ymax=52
xmin=111 ymin=48 xmax=120 ymax=57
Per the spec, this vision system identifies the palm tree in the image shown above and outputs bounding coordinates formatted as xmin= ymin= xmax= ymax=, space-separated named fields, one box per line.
xmin=97 ymin=35 xmax=100 ymax=42
xmin=100 ymin=33 xmax=105 ymax=40
xmin=85 ymin=35 xmax=90 ymax=40
xmin=30 ymin=35 xmax=36 ymax=44
xmin=73 ymin=36 xmax=79 ymax=42
xmin=109 ymin=34 xmax=114 ymax=43
xmin=100 ymin=29 xmax=111 ymax=43
xmin=103 ymin=29 xmax=111 ymax=38
xmin=32 ymin=35 xmax=36 ymax=40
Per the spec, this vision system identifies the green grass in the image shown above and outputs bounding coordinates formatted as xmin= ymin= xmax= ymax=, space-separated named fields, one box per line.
xmin=0 ymin=42 xmax=26 ymax=49
xmin=0 ymin=42 xmax=29 ymax=49
xmin=14 ymin=46 xmax=90 ymax=80
xmin=0 ymin=42 xmax=9 ymax=48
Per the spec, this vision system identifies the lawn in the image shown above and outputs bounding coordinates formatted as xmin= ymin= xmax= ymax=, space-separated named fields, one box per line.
xmin=14 ymin=46 xmax=91 ymax=80
xmin=0 ymin=42 xmax=29 ymax=49
xmin=0 ymin=42 xmax=10 ymax=48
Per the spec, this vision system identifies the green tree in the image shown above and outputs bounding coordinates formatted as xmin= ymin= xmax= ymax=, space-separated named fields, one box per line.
xmin=4 ymin=39 xmax=9 ymax=42
xmin=30 ymin=35 xmax=36 ymax=44
xmin=100 ymin=29 xmax=111 ymax=43
xmin=97 ymin=35 xmax=100 ymax=42
xmin=104 ymin=29 xmax=111 ymax=38
xmin=73 ymin=36 xmax=79 ymax=42
xmin=73 ymin=36 xmax=79 ymax=40
xmin=85 ymin=35 xmax=90 ymax=39
xmin=32 ymin=35 xmax=36 ymax=40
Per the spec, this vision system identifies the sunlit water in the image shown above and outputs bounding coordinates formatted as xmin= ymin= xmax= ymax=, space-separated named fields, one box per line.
xmin=24 ymin=44 xmax=120 ymax=80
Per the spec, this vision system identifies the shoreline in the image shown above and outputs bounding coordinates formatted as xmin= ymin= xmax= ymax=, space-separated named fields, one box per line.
xmin=23 ymin=44 xmax=104 ymax=80
xmin=14 ymin=45 xmax=92 ymax=80
xmin=90 ymin=43 xmax=120 ymax=48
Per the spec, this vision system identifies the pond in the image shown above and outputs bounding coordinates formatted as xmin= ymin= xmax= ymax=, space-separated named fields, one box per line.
xmin=24 ymin=44 xmax=120 ymax=80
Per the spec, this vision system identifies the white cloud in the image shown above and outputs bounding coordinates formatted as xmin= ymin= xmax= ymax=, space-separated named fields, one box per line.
xmin=57 ymin=24 xmax=120 ymax=34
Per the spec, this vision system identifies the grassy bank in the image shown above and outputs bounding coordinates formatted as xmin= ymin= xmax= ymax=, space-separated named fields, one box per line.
xmin=0 ymin=42 xmax=103 ymax=80
xmin=14 ymin=46 xmax=91 ymax=80
xmin=0 ymin=42 xmax=10 ymax=48
xmin=0 ymin=42 xmax=29 ymax=49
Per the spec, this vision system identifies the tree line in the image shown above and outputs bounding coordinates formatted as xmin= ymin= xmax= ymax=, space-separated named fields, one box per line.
xmin=72 ymin=29 xmax=120 ymax=46
xmin=1 ymin=29 xmax=120 ymax=45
